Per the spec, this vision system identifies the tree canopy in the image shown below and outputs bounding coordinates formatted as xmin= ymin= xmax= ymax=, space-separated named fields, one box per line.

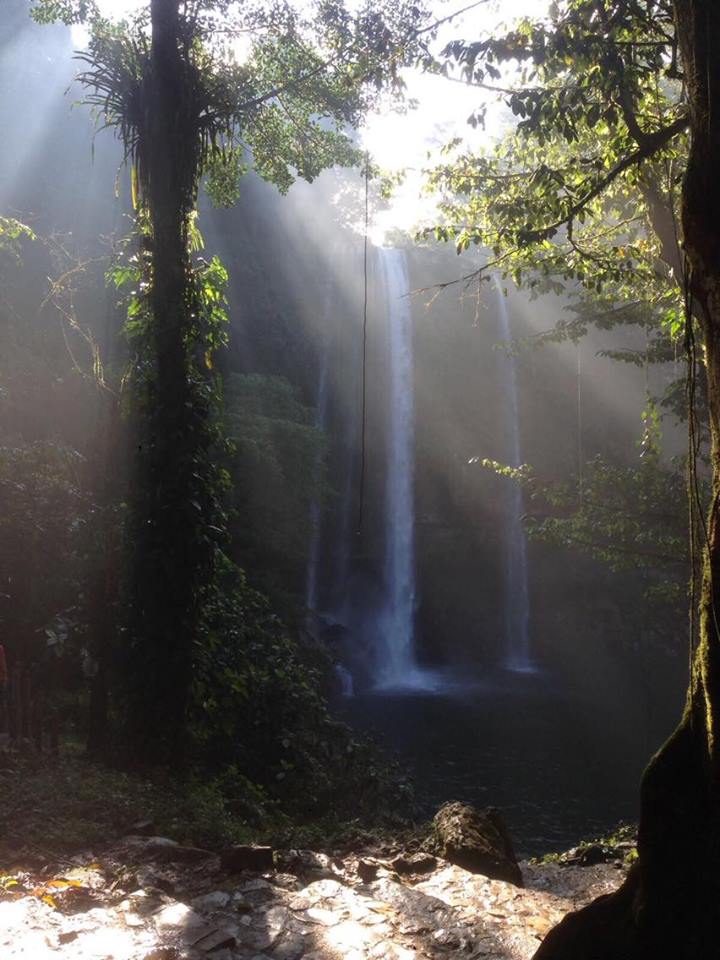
xmin=426 ymin=1 xmax=720 ymax=956
xmin=27 ymin=0 xmax=444 ymax=766
xmin=426 ymin=0 xmax=688 ymax=357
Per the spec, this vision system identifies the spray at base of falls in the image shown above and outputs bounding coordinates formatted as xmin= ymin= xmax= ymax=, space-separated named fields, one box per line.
xmin=335 ymin=663 xmax=355 ymax=697
xmin=495 ymin=279 xmax=533 ymax=672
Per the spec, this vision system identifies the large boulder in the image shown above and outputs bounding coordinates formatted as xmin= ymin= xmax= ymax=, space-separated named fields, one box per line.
xmin=430 ymin=802 xmax=523 ymax=886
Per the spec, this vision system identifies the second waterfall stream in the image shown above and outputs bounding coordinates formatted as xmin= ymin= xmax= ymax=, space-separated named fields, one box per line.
xmin=495 ymin=279 xmax=533 ymax=672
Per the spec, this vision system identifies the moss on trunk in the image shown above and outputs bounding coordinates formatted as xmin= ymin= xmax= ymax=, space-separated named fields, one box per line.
xmin=534 ymin=2 xmax=720 ymax=955
xmin=127 ymin=0 xmax=210 ymax=768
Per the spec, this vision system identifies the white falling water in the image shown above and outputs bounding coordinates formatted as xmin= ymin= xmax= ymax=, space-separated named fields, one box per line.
xmin=305 ymin=347 xmax=329 ymax=616
xmin=495 ymin=280 xmax=532 ymax=672
xmin=334 ymin=663 xmax=355 ymax=697
xmin=375 ymin=247 xmax=423 ymax=687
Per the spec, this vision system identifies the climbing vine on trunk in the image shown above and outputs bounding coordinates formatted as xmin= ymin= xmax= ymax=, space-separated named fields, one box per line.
xmin=421 ymin=0 xmax=720 ymax=954
xmin=34 ymin=0 xmax=436 ymax=764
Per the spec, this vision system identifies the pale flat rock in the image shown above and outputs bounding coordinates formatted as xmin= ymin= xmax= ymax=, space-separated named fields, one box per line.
xmin=522 ymin=859 xmax=624 ymax=904
xmin=153 ymin=900 xmax=206 ymax=932
xmin=263 ymin=904 xmax=290 ymax=935
xmin=301 ymin=879 xmax=344 ymax=901
xmin=0 ymin=844 xmax=626 ymax=960
xmin=306 ymin=907 xmax=344 ymax=926
xmin=191 ymin=891 xmax=232 ymax=911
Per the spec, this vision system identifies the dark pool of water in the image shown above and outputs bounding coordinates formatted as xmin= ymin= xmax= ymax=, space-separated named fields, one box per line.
xmin=338 ymin=667 xmax=681 ymax=857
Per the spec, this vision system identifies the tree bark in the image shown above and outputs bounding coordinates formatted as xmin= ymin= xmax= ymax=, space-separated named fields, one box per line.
xmin=534 ymin=2 xmax=720 ymax=956
xmin=128 ymin=0 xmax=204 ymax=767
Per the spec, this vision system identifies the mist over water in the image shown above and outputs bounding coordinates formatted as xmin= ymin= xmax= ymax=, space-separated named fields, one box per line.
xmin=339 ymin=667 xmax=678 ymax=856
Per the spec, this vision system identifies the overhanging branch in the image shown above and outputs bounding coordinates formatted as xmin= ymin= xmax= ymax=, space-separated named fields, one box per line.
xmin=518 ymin=115 xmax=689 ymax=245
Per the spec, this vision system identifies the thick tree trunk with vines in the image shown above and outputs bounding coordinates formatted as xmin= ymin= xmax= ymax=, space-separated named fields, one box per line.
xmin=129 ymin=0 xmax=203 ymax=767
xmin=534 ymin=1 xmax=720 ymax=957
xmin=635 ymin=1 xmax=720 ymax=947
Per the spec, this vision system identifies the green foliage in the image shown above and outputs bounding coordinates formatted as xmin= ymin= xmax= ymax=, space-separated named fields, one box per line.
xmin=204 ymin=149 xmax=248 ymax=208
xmin=0 ymin=217 xmax=34 ymax=256
xmin=31 ymin=0 xmax=97 ymax=25
xmin=31 ymin=0 xmax=427 ymax=793
xmin=225 ymin=374 xmax=327 ymax=578
xmin=424 ymin=0 xmax=686 ymax=361
xmin=192 ymin=559 xmax=414 ymax=822
xmin=109 ymin=232 xmax=230 ymax=442
xmin=531 ymin=823 xmax=638 ymax=866
xmin=481 ymin=404 xmax=691 ymax=637
xmin=0 ymin=442 xmax=87 ymax=665
xmin=1 ymin=742 xmax=413 ymax=857
xmin=425 ymin=2 xmax=698 ymax=655
xmin=42 ymin=0 xmax=436 ymax=202
xmin=0 ymin=754 xmax=275 ymax=853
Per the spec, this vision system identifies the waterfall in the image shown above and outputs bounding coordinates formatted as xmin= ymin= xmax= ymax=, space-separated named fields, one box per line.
xmin=305 ymin=347 xmax=329 ymax=615
xmin=495 ymin=280 xmax=532 ymax=672
xmin=375 ymin=247 xmax=422 ymax=687
xmin=334 ymin=663 xmax=355 ymax=697
xmin=306 ymin=285 xmax=356 ymax=696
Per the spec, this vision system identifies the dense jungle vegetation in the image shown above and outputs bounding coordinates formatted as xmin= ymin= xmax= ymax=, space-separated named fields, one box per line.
xmin=2 ymin=0 xmax=720 ymax=956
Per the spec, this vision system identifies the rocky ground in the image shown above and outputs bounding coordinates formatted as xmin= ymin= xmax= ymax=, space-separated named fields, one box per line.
xmin=0 ymin=833 xmax=629 ymax=960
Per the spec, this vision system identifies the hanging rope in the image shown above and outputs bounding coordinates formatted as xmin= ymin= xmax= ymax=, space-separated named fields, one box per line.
xmin=357 ymin=153 xmax=370 ymax=535
xmin=576 ymin=341 xmax=583 ymax=506
xmin=642 ymin=321 xmax=652 ymax=452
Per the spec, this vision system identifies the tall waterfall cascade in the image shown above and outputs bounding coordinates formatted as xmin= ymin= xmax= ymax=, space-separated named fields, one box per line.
xmin=374 ymin=247 xmax=425 ymax=688
xmin=495 ymin=280 xmax=533 ymax=672
xmin=305 ymin=348 xmax=329 ymax=616
xmin=307 ymin=246 xmax=436 ymax=692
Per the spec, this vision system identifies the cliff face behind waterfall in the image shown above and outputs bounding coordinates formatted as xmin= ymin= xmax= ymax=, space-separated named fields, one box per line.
xmin=200 ymin=183 xmax=683 ymax=696
xmin=6 ymin=38 xmax=682 ymax=696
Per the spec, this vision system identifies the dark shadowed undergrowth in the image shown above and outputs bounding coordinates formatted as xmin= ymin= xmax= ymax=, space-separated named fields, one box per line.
xmin=0 ymin=747 xmax=420 ymax=860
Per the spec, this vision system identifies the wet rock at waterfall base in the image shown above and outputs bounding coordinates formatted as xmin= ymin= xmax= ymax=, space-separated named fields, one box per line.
xmin=560 ymin=840 xmax=635 ymax=867
xmin=429 ymin=801 xmax=523 ymax=886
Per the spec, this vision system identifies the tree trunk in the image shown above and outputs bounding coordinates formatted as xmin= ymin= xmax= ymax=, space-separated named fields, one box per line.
xmin=128 ymin=0 xmax=204 ymax=767
xmin=533 ymin=2 xmax=720 ymax=956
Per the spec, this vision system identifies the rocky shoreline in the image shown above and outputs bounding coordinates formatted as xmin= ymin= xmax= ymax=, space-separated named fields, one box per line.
xmin=0 ymin=811 xmax=632 ymax=960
